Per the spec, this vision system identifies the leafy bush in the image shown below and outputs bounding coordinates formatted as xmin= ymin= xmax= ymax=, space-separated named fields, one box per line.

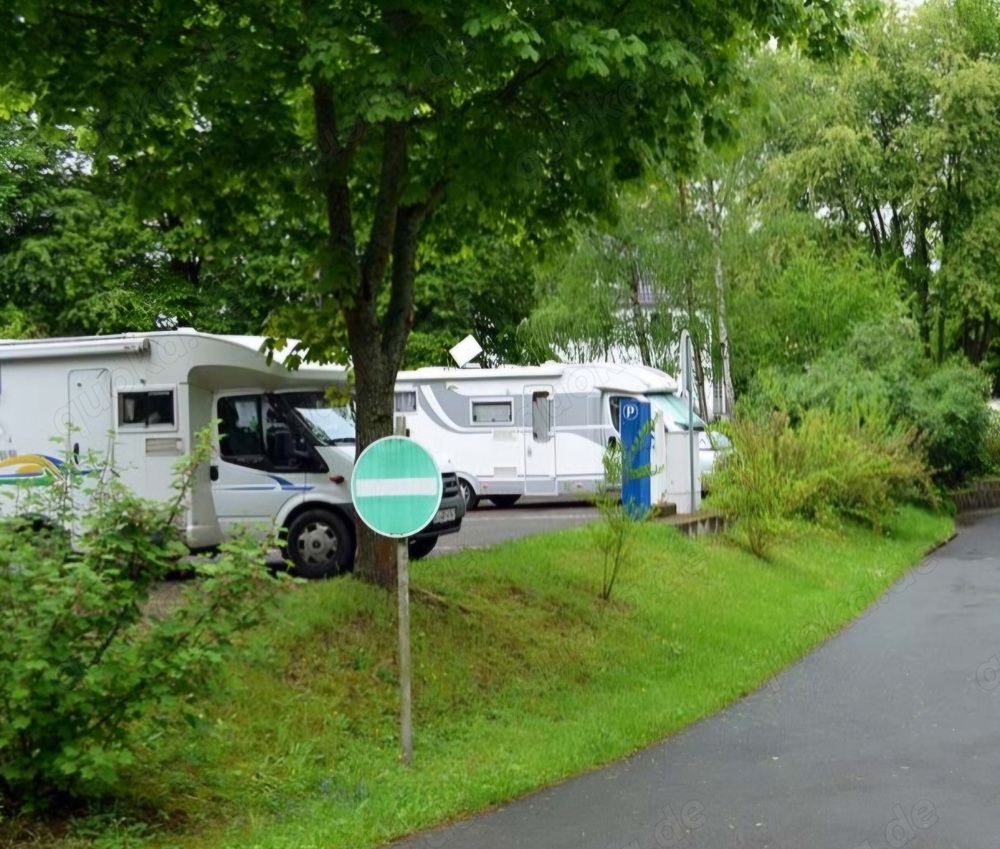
xmin=904 ymin=363 xmax=992 ymax=484
xmin=709 ymin=404 xmax=934 ymax=557
xmin=749 ymin=318 xmax=991 ymax=485
xmin=0 ymin=437 xmax=282 ymax=807
xmin=701 ymin=413 xmax=795 ymax=558
xmin=984 ymin=409 xmax=1000 ymax=472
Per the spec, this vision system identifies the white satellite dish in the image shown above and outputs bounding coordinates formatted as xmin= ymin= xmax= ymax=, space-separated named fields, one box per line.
xmin=449 ymin=335 xmax=483 ymax=368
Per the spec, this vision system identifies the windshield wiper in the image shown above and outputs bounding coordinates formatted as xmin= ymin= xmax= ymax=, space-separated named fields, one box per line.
xmin=328 ymin=437 xmax=356 ymax=444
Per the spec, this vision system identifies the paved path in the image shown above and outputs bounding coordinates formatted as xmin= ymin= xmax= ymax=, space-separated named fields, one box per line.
xmin=392 ymin=511 xmax=1000 ymax=849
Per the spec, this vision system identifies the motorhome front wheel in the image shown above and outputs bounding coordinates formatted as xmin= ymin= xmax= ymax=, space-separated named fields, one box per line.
xmin=284 ymin=509 xmax=353 ymax=579
xmin=458 ymin=478 xmax=479 ymax=511
xmin=407 ymin=535 xmax=438 ymax=560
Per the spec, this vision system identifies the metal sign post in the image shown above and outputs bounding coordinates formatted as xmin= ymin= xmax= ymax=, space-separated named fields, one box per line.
xmin=351 ymin=425 xmax=442 ymax=766
xmin=396 ymin=540 xmax=412 ymax=763
xmin=394 ymin=416 xmax=413 ymax=765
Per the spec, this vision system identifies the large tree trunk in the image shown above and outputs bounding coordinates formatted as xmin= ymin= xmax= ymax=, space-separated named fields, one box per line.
xmin=310 ymin=72 xmax=445 ymax=588
xmin=348 ymin=336 xmax=400 ymax=588
xmin=350 ymin=197 xmax=430 ymax=587
xmin=310 ymin=78 xmax=408 ymax=588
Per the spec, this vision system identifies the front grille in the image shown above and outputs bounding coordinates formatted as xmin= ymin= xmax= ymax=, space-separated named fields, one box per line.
xmin=442 ymin=472 xmax=459 ymax=498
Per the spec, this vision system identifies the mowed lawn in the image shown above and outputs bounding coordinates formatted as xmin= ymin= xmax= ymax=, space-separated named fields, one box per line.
xmin=101 ymin=507 xmax=952 ymax=849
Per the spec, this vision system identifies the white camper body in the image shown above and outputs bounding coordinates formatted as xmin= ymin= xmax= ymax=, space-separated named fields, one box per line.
xmin=394 ymin=362 xmax=712 ymax=512
xmin=0 ymin=329 xmax=463 ymax=576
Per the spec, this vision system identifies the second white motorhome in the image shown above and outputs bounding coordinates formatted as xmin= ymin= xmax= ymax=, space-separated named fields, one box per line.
xmin=0 ymin=329 xmax=464 ymax=576
xmin=394 ymin=361 xmax=722 ymax=510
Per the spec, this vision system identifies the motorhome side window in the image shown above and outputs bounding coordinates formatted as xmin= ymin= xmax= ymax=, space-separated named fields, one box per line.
xmin=395 ymin=391 xmax=416 ymax=413
xmin=118 ymin=390 xmax=175 ymax=427
xmin=217 ymin=395 xmax=318 ymax=472
xmin=531 ymin=391 xmax=553 ymax=443
xmin=217 ymin=396 xmax=265 ymax=458
xmin=471 ymin=400 xmax=512 ymax=425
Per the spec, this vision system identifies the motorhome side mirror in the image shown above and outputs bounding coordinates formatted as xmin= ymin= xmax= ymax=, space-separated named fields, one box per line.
xmin=210 ymin=465 xmax=219 ymax=482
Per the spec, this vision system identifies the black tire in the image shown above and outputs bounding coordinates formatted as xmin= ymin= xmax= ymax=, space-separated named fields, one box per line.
xmin=487 ymin=495 xmax=521 ymax=509
xmin=284 ymin=509 xmax=353 ymax=579
xmin=408 ymin=535 xmax=438 ymax=560
xmin=458 ymin=478 xmax=479 ymax=511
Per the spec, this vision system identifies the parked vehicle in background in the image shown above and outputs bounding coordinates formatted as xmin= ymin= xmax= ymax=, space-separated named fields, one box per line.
xmin=394 ymin=361 xmax=727 ymax=510
xmin=0 ymin=329 xmax=463 ymax=576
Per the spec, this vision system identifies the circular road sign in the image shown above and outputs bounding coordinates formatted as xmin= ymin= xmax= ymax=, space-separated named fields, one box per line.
xmin=351 ymin=436 xmax=443 ymax=538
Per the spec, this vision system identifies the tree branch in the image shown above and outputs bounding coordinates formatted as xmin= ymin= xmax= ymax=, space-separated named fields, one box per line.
xmin=499 ymin=57 xmax=559 ymax=104
xmin=50 ymin=8 xmax=145 ymax=36
xmin=312 ymin=81 xmax=358 ymax=290
xmin=380 ymin=180 xmax=448 ymax=364
xmin=360 ymin=121 xmax=408 ymax=297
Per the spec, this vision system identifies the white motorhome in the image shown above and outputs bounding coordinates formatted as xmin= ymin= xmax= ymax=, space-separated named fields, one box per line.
xmin=0 ymin=329 xmax=464 ymax=576
xmin=394 ymin=361 xmax=723 ymax=511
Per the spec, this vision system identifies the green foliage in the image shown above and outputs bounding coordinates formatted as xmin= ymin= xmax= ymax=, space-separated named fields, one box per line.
xmin=904 ymin=362 xmax=993 ymax=484
xmin=702 ymin=414 xmax=794 ymax=558
xmin=0 ymin=436 xmax=282 ymax=806
xmin=709 ymin=406 xmax=933 ymax=558
xmin=984 ymin=409 xmax=1000 ymax=472
xmin=523 ymin=177 xmax=715 ymax=372
xmin=728 ymin=221 xmax=900 ymax=385
xmin=405 ymin=236 xmax=541 ymax=367
xmin=763 ymin=0 xmax=1000 ymax=372
xmin=751 ymin=319 xmax=992 ymax=485
xmin=0 ymin=113 xmax=292 ymax=340
xmin=586 ymin=426 xmax=654 ymax=600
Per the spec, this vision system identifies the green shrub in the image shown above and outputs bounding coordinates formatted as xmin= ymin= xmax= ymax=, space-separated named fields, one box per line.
xmin=709 ymin=403 xmax=934 ymax=557
xmin=749 ymin=318 xmax=991 ymax=485
xmin=702 ymin=413 xmax=797 ymax=557
xmin=0 ymin=437 xmax=283 ymax=807
xmin=984 ymin=410 xmax=1000 ymax=472
xmin=904 ymin=363 xmax=991 ymax=484
xmin=790 ymin=405 xmax=935 ymax=526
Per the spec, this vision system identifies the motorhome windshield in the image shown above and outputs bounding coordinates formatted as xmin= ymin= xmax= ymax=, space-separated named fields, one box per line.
xmin=280 ymin=391 xmax=356 ymax=444
xmin=647 ymin=393 xmax=707 ymax=430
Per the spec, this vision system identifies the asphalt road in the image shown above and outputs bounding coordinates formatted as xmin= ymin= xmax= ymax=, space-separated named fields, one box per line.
xmin=429 ymin=497 xmax=599 ymax=557
xmin=391 ymin=510 xmax=1000 ymax=849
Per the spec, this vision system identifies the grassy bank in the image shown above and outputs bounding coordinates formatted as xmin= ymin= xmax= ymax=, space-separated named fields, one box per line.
xmin=30 ymin=508 xmax=953 ymax=849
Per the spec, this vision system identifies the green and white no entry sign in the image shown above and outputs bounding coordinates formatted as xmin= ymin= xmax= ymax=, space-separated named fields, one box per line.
xmin=351 ymin=436 xmax=443 ymax=538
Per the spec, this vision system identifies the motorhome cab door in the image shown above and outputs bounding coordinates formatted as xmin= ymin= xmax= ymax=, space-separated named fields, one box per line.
xmin=524 ymin=385 xmax=557 ymax=495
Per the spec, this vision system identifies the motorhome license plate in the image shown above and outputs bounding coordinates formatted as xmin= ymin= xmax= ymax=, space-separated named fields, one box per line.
xmin=433 ymin=507 xmax=457 ymax=524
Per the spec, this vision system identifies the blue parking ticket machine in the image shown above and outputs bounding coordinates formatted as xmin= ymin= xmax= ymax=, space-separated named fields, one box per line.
xmin=620 ymin=399 xmax=652 ymax=518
